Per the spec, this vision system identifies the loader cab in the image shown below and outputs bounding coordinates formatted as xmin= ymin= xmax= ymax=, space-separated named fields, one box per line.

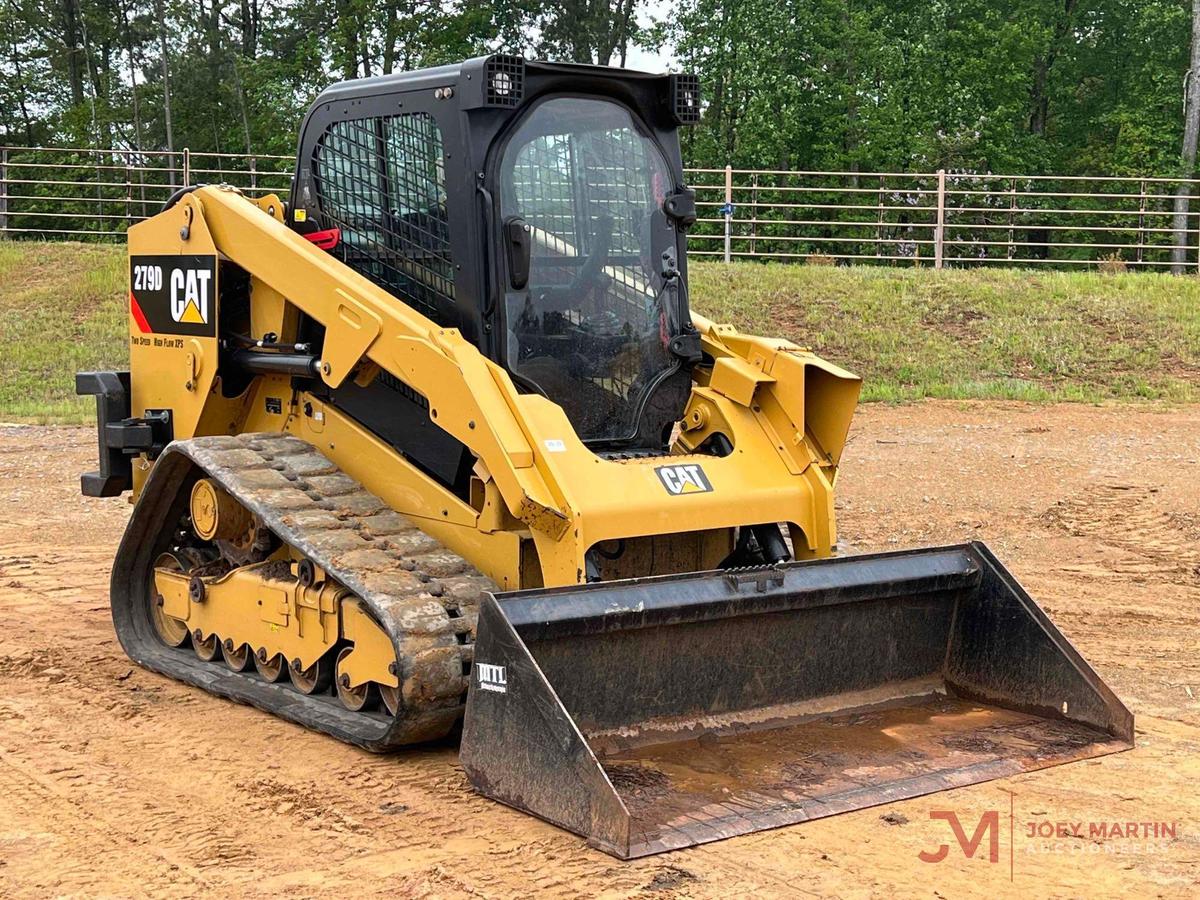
xmin=291 ymin=57 xmax=702 ymax=457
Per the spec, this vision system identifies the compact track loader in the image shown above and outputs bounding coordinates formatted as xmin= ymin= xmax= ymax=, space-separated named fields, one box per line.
xmin=79 ymin=57 xmax=1131 ymax=858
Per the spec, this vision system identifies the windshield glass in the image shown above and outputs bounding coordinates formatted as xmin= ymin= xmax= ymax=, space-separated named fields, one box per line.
xmin=499 ymin=97 xmax=678 ymax=444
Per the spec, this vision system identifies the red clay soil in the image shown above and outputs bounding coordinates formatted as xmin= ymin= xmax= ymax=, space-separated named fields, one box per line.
xmin=0 ymin=402 xmax=1197 ymax=897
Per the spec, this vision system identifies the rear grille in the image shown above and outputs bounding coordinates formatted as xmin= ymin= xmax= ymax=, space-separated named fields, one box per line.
xmin=669 ymin=74 xmax=702 ymax=124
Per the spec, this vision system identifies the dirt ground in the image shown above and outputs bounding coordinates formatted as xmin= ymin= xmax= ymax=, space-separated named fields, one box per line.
xmin=0 ymin=401 xmax=1197 ymax=898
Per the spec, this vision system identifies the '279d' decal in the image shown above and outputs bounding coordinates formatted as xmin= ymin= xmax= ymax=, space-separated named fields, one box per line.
xmin=129 ymin=255 xmax=218 ymax=337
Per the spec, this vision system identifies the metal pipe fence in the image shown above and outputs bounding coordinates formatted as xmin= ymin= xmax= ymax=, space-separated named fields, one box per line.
xmin=4 ymin=147 xmax=1200 ymax=270
xmin=690 ymin=167 xmax=1200 ymax=269
xmin=0 ymin=146 xmax=293 ymax=239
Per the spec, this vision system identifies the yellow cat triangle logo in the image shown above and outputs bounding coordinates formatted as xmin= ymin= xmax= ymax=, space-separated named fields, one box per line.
xmin=179 ymin=299 xmax=206 ymax=324
xmin=655 ymin=463 xmax=714 ymax=496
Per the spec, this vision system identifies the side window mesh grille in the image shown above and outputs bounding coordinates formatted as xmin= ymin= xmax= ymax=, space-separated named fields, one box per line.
xmin=313 ymin=112 xmax=454 ymax=322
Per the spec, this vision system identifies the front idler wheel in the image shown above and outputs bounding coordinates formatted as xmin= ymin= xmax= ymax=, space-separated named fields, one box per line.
xmin=149 ymin=552 xmax=189 ymax=648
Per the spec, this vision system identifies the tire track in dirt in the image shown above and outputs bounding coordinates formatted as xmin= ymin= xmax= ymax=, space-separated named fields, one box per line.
xmin=1026 ymin=482 xmax=1200 ymax=726
xmin=1039 ymin=482 xmax=1200 ymax=588
xmin=0 ymin=749 xmax=211 ymax=896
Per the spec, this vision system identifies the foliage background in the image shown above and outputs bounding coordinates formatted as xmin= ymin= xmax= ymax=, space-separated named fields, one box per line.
xmin=0 ymin=0 xmax=1196 ymax=177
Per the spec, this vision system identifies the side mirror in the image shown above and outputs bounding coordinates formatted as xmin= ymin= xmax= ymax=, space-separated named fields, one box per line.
xmin=504 ymin=216 xmax=531 ymax=289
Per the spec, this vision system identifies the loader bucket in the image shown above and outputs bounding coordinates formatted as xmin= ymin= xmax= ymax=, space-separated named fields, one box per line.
xmin=460 ymin=542 xmax=1133 ymax=858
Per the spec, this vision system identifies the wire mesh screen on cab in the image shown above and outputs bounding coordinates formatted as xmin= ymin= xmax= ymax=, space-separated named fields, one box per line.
xmin=313 ymin=112 xmax=455 ymax=323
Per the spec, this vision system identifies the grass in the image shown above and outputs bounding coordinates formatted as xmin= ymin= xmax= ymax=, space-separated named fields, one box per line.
xmin=0 ymin=241 xmax=127 ymax=423
xmin=0 ymin=242 xmax=1197 ymax=423
xmin=690 ymin=261 xmax=1200 ymax=403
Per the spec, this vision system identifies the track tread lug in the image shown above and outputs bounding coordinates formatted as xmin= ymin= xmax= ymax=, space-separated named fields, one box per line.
xmin=277 ymin=454 xmax=339 ymax=477
xmin=329 ymin=492 xmax=388 ymax=517
xmin=356 ymin=511 xmax=417 ymax=537
xmin=230 ymin=468 xmax=296 ymax=491
xmin=279 ymin=509 xmax=348 ymax=531
xmin=332 ymin=548 xmax=403 ymax=573
xmin=304 ymin=473 xmax=360 ymax=496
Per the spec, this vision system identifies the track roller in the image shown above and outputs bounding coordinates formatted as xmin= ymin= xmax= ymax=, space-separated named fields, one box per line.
xmin=254 ymin=649 xmax=287 ymax=683
xmin=222 ymin=640 xmax=252 ymax=672
xmin=379 ymin=685 xmax=401 ymax=717
xmin=192 ymin=629 xmax=220 ymax=662
xmin=335 ymin=647 xmax=379 ymax=711
xmin=290 ymin=654 xmax=333 ymax=695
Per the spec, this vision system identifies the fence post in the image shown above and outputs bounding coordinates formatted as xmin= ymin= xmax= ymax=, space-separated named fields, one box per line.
xmin=1137 ymin=178 xmax=1147 ymax=267
xmin=1007 ymin=177 xmax=1017 ymax=260
xmin=250 ymin=155 xmax=257 ymax=191
xmin=125 ymin=155 xmax=133 ymax=233
xmin=723 ymin=164 xmax=733 ymax=263
xmin=91 ymin=148 xmax=103 ymax=237
xmin=934 ymin=168 xmax=946 ymax=269
xmin=876 ymin=176 xmax=886 ymax=258
xmin=138 ymin=151 xmax=149 ymax=220
xmin=749 ymin=172 xmax=758 ymax=256
xmin=183 ymin=147 xmax=191 ymax=187
xmin=0 ymin=148 xmax=8 ymax=238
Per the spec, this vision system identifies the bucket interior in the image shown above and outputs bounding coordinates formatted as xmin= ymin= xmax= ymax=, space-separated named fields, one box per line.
xmin=587 ymin=687 xmax=1123 ymax=855
xmin=462 ymin=544 xmax=1133 ymax=858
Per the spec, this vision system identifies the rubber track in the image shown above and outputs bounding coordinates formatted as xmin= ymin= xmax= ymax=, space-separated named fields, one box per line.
xmin=109 ymin=432 xmax=495 ymax=751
